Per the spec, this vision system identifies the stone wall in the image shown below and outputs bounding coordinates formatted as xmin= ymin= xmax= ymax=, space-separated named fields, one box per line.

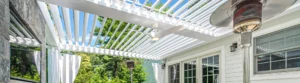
xmin=0 ymin=0 xmax=10 ymax=82
xmin=9 ymin=0 xmax=47 ymax=83
xmin=0 ymin=0 xmax=47 ymax=82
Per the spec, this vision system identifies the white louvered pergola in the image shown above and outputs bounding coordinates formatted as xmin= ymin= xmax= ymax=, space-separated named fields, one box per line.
xmin=35 ymin=0 xmax=232 ymax=60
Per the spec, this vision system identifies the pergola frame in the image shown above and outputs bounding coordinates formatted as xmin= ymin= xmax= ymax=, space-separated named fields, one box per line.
xmin=36 ymin=0 xmax=232 ymax=60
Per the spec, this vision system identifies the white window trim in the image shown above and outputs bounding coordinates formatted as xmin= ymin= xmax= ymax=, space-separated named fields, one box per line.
xmin=165 ymin=46 xmax=226 ymax=83
xmin=251 ymin=11 xmax=300 ymax=80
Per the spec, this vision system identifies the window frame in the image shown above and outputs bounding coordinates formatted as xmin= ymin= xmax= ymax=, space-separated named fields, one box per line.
xmin=199 ymin=54 xmax=220 ymax=83
xmin=181 ymin=59 xmax=197 ymax=83
xmin=168 ymin=63 xmax=181 ymax=83
xmin=253 ymin=24 xmax=300 ymax=74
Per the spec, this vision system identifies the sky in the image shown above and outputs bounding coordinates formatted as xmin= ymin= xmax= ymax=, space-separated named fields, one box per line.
xmin=57 ymin=0 xmax=188 ymax=47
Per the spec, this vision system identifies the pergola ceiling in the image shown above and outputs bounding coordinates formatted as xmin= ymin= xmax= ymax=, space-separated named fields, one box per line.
xmin=37 ymin=0 xmax=232 ymax=60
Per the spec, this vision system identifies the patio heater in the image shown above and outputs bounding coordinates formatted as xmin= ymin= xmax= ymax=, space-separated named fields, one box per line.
xmin=126 ymin=60 xmax=135 ymax=83
xmin=210 ymin=0 xmax=295 ymax=83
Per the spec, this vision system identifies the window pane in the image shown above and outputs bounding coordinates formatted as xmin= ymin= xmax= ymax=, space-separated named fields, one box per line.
xmin=188 ymin=70 xmax=192 ymax=77
xmin=256 ymin=43 xmax=269 ymax=54
xmin=203 ymin=58 xmax=208 ymax=64
xmin=256 ymin=35 xmax=269 ymax=44
xmin=287 ymin=58 xmax=300 ymax=68
xmin=203 ymin=77 xmax=207 ymax=83
xmin=208 ymin=76 xmax=213 ymax=83
xmin=208 ymin=66 xmax=213 ymax=75
xmin=214 ymin=56 xmax=219 ymax=65
xmin=258 ymin=63 xmax=270 ymax=71
xmin=214 ymin=70 xmax=219 ymax=74
xmin=270 ymin=39 xmax=285 ymax=50
xmin=287 ymin=49 xmax=300 ymax=59
xmin=184 ymin=71 xmax=187 ymax=77
xmin=271 ymin=52 xmax=285 ymax=61
xmin=286 ymin=35 xmax=300 ymax=48
xmin=257 ymin=55 xmax=270 ymax=63
xmin=269 ymin=31 xmax=285 ymax=41
xmin=208 ymin=57 xmax=213 ymax=65
xmin=285 ymin=26 xmax=300 ymax=37
xmin=203 ymin=65 xmax=207 ymax=75
xmin=193 ymin=69 xmax=196 ymax=77
xmin=189 ymin=78 xmax=192 ymax=83
xmin=271 ymin=61 xmax=285 ymax=70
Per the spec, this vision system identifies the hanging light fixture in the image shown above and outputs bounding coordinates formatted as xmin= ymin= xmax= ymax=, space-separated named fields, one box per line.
xmin=210 ymin=0 xmax=295 ymax=83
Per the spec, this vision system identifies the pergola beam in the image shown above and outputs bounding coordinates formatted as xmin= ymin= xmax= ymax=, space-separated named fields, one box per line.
xmin=59 ymin=44 xmax=157 ymax=60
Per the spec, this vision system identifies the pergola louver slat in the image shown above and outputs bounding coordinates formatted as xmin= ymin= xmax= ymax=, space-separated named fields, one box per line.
xmin=110 ymin=23 xmax=132 ymax=49
xmin=141 ymin=34 xmax=177 ymax=54
xmin=74 ymin=10 xmax=80 ymax=45
xmin=101 ymin=20 xmax=116 ymax=47
xmin=49 ymin=4 xmax=66 ymax=44
xmin=119 ymin=27 xmax=146 ymax=51
xmin=94 ymin=17 xmax=107 ymax=47
xmin=105 ymin=21 xmax=124 ymax=49
xmin=10 ymin=24 xmax=24 ymax=38
xmin=82 ymin=13 xmax=90 ymax=46
xmin=88 ymin=15 xmax=99 ymax=46
xmin=124 ymin=29 xmax=152 ymax=52
xmin=37 ymin=2 xmax=60 ymax=45
xmin=62 ymin=7 xmax=73 ymax=44
xmin=166 ymin=0 xmax=184 ymax=14
xmin=115 ymin=25 xmax=140 ymax=50
xmin=172 ymin=0 xmax=197 ymax=18
xmin=157 ymin=38 xmax=196 ymax=57
xmin=128 ymin=29 xmax=154 ymax=52
xmin=178 ymin=0 xmax=208 ymax=19
xmin=152 ymin=36 xmax=190 ymax=57
xmin=10 ymin=15 xmax=32 ymax=39
xmin=145 ymin=35 xmax=181 ymax=55
xmin=159 ymin=0 xmax=171 ymax=11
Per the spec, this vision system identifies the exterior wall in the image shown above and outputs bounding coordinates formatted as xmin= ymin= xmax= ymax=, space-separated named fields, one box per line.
xmin=0 ymin=0 xmax=11 ymax=82
xmin=0 ymin=0 xmax=47 ymax=82
xmin=165 ymin=7 xmax=300 ymax=83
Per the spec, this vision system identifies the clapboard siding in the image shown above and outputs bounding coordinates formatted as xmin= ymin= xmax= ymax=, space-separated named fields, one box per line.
xmin=166 ymin=9 xmax=300 ymax=83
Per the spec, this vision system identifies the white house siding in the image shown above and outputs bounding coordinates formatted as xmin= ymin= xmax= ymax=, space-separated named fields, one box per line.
xmin=165 ymin=6 xmax=300 ymax=83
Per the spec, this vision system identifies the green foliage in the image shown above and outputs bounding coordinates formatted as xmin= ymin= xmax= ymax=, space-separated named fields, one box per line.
xmin=10 ymin=46 xmax=40 ymax=81
xmin=74 ymin=53 xmax=146 ymax=83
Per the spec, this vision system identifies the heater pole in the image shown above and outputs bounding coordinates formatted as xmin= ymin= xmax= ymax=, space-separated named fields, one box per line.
xmin=130 ymin=69 xmax=133 ymax=83
xmin=241 ymin=32 xmax=252 ymax=83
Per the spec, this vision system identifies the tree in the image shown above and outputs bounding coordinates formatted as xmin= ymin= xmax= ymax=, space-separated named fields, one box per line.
xmin=74 ymin=1 xmax=170 ymax=83
xmin=74 ymin=53 xmax=146 ymax=83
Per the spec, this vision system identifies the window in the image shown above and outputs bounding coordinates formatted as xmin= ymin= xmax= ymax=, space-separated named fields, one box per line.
xmin=184 ymin=61 xmax=196 ymax=83
xmin=169 ymin=64 xmax=180 ymax=83
xmin=254 ymin=25 xmax=300 ymax=73
xmin=202 ymin=55 xmax=219 ymax=83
